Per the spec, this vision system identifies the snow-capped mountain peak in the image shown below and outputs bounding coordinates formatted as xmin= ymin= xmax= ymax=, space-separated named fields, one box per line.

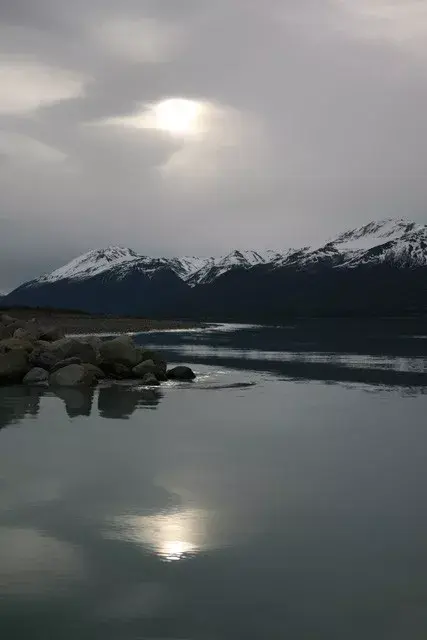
xmin=5 ymin=217 xmax=427 ymax=318
xmin=267 ymin=218 xmax=427 ymax=270
xmin=29 ymin=217 xmax=427 ymax=290
xmin=185 ymin=249 xmax=281 ymax=286
xmin=339 ymin=224 xmax=427 ymax=269
xmin=35 ymin=247 xmax=278 ymax=288
xmin=330 ymin=218 xmax=422 ymax=251
xmin=38 ymin=246 xmax=141 ymax=283
xmin=218 ymin=250 xmax=267 ymax=267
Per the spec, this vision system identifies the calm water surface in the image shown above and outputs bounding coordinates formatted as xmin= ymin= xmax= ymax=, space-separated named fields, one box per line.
xmin=1 ymin=323 xmax=427 ymax=639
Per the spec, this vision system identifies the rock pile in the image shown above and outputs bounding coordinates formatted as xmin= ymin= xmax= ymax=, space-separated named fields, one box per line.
xmin=0 ymin=314 xmax=196 ymax=388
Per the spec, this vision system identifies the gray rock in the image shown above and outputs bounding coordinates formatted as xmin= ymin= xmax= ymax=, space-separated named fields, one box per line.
xmin=0 ymin=350 xmax=29 ymax=383
xmin=0 ymin=326 xmax=14 ymax=340
xmin=23 ymin=367 xmax=49 ymax=386
xmin=83 ymin=363 xmax=105 ymax=380
xmin=133 ymin=359 xmax=157 ymax=374
xmin=0 ymin=314 xmax=15 ymax=326
xmin=0 ymin=337 xmax=35 ymax=353
xmin=167 ymin=366 xmax=196 ymax=381
xmin=28 ymin=348 xmax=58 ymax=371
xmin=49 ymin=364 xmax=98 ymax=387
xmin=18 ymin=322 xmax=44 ymax=340
xmin=48 ymin=338 xmax=98 ymax=365
xmin=51 ymin=357 xmax=82 ymax=373
xmin=38 ymin=326 xmax=64 ymax=342
xmin=0 ymin=322 xmax=26 ymax=340
xmin=141 ymin=372 xmax=160 ymax=386
xmin=99 ymin=361 xmax=132 ymax=379
xmin=85 ymin=336 xmax=103 ymax=351
xmin=13 ymin=328 xmax=38 ymax=342
xmin=38 ymin=340 xmax=55 ymax=349
xmin=133 ymin=359 xmax=167 ymax=381
xmin=99 ymin=336 xmax=140 ymax=367
xmin=137 ymin=349 xmax=167 ymax=372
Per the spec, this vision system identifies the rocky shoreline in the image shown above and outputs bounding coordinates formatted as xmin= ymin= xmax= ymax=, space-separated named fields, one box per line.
xmin=0 ymin=309 xmax=199 ymax=335
xmin=0 ymin=313 xmax=196 ymax=388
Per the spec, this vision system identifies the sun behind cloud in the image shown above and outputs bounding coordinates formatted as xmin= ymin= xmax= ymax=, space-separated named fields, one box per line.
xmin=97 ymin=97 xmax=209 ymax=138
xmin=153 ymin=98 xmax=204 ymax=136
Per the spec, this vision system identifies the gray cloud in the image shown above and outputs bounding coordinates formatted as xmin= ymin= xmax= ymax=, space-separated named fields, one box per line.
xmin=1 ymin=0 xmax=427 ymax=290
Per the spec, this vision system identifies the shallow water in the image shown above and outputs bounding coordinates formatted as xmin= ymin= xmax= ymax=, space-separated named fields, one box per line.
xmin=1 ymin=323 xmax=427 ymax=639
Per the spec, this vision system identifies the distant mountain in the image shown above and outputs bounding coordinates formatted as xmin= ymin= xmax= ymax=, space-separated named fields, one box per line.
xmin=3 ymin=246 xmax=283 ymax=314
xmin=33 ymin=247 xmax=202 ymax=285
xmin=187 ymin=250 xmax=283 ymax=286
xmin=179 ymin=218 xmax=427 ymax=319
xmin=270 ymin=218 xmax=425 ymax=270
xmin=3 ymin=248 xmax=189 ymax=316
xmin=4 ymin=218 xmax=427 ymax=318
xmin=23 ymin=246 xmax=281 ymax=288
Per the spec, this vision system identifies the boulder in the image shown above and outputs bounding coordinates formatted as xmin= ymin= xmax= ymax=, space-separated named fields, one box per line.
xmin=48 ymin=338 xmax=98 ymax=365
xmin=132 ymin=359 xmax=167 ymax=381
xmin=0 ymin=350 xmax=29 ymax=383
xmin=112 ymin=363 xmax=132 ymax=379
xmin=99 ymin=336 xmax=140 ymax=368
xmin=51 ymin=357 xmax=82 ymax=373
xmin=83 ymin=364 xmax=105 ymax=380
xmin=99 ymin=361 xmax=132 ymax=380
xmin=141 ymin=372 xmax=160 ymax=387
xmin=38 ymin=326 xmax=64 ymax=342
xmin=137 ymin=348 xmax=167 ymax=373
xmin=13 ymin=328 xmax=38 ymax=342
xmin=16 ymin=322 xmax=44 ymax=340
xmin=0 ymin=314 xmax=15 ymax=326
xmin=0 ymin=322 xmax=24 ymax=340
xmin=167 ymin=366 xmax=196 ymax=381
xmin=23 ymin=367 xmax=49 ymax=386
xmin=0 ymin=337 xmax=36 ymax=353
xmin=0 ymin=326 xmax=14 ymax=340
xmin=38 ymin=340 xmax=55 ymax=349
xmin=133 ymin=359 xmax=157 ymax=374
xmin=85 ymin=336 xmax=103 ymax=351
xmin=49 ymin=364 xmax=99 ymax=387
xmin=28 ymin=347 xmax=58 ymax=371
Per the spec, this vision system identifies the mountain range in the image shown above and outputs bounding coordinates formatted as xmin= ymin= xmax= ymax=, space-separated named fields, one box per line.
xmin=3 ymin=218 xmax=427 ymax=319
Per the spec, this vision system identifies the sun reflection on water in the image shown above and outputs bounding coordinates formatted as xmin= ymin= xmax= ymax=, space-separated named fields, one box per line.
xmin=106 ymin=508 xmax=209 ymax=562
xmin=161 ymin=539 xmax=195 ymax=562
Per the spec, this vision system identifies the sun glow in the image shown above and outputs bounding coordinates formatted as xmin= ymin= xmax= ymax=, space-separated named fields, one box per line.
xmin=152 ymin=98 xmax=205 ymax=136
xmin=97 ymin=97 xmax=211 ymax=138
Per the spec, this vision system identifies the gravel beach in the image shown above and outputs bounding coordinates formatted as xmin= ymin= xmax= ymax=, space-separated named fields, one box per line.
xmin=0 ymin=309 xmax=200 ymax=335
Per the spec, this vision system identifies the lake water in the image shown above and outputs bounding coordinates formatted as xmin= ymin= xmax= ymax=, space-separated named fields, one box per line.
xmin=1 ymin=322 xmax=427 ymax=639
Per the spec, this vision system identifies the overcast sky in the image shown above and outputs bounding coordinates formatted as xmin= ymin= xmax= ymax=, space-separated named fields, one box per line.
xmin=1 ymin=0 xmax=427 ymax=290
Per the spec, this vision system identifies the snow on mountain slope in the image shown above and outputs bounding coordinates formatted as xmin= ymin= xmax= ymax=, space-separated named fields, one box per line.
xmin=23 ymin=218 xmax=427 ymax=295
xmin=33 ymin=247 xmax=285 ymax=289
xmin=38 ymin=247 xmax=141 ymax=284
xmin=33 ymin=248 xmax=209 ymax=286
xmin=269 ymin=248 xmax=309 ymax=268
xmin=272 ymin=218 xmax=427 ymax=270
xmin=187 ymin=250 xmax=277 ymax=286
xmin=214 ymin=250 xmax=269 ymax=273
xmin=340 ymin=226 xmax=427 ymax=268
xmin=166 ymin=256 xmax=213 ymax=281
xmin=330 ymin=218 xmax=422 ymax=251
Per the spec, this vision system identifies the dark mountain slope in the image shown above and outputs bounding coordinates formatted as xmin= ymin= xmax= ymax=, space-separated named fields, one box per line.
xmin=5 ymin=266 xmax=188 ymax=316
